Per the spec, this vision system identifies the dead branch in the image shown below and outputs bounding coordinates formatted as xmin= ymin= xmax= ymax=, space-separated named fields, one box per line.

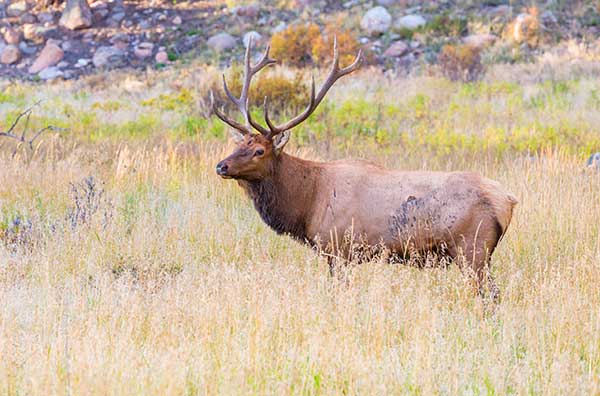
xmin=0 ymin=101 xmax=66 ymax=155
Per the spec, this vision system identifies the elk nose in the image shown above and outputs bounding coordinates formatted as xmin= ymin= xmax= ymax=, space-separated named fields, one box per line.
xmin=216 ymin=161 xmax=228 ymax=175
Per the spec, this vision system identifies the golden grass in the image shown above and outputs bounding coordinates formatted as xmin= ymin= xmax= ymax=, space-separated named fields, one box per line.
xmin=1 ymin=60 xmax=600 ymax=394
xmin=0 ymin=139 xmax=598 ymax=395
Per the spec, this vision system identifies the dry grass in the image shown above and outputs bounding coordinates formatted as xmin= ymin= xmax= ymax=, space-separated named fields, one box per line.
xmin=0 ymin=62 xmax=599 ymax=395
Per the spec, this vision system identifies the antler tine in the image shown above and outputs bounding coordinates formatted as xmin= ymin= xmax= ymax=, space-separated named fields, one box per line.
xmin=263 ymin=36 xmax=363 ymax=137
xmin=247 ymin=98 xmax=271 ymax=135
xmin=251 ymin=44 xmax=276 ymax=73
xmin=216 ymin=37 xmax=277 ymax=136
xmin=210 ymin=90 xmax=253 ymax=135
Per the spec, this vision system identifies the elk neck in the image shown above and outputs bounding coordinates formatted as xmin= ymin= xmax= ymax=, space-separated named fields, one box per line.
xmin=238 ymin=152 xmax=321 ymax=242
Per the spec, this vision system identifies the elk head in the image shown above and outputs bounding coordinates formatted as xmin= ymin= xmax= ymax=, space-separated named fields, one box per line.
xmin=212 ymin=37 xmax=363 ymax=181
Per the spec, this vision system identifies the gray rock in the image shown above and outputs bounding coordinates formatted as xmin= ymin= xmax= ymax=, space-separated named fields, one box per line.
xmin=23 ymin=24 xmax=52 ymax=43
xmin=463 ymin=33 xmax=497 ymax=49
xmin=20 ymin=12 xmax=36 ymax=23
xmin=37 ymin=12 xmax=55 ymax=24
xmin=3 ymin=27 xmax=21 ymax=45
xmin=93 ymin=8 xmax=109 ymax=20
xmin=395 ymin=14 xmax=426 ymax=30
xmin=243 ymin=31 xmax=262 ymax=48
xmin=487 ymin=5 xmax=512 ymax=18
xmin=377 ymin=0 xmax=396 ymax=5
xmin=6 ymin=1 xmax=27 ymax=17
xmin=18 ymin=42 xmax=37 ymax=55
xmin=172 ymin=15 xmax=182 ymax=25
xmin=586 ymin=153 xmax=600 ymax=169
xmin=29 ymin=42 xmax=64 ymax=74
xmin=207 ymin=32 xmax=236 ymax=51
xmin=38 ymin=66 xmax=63 ymax=80
xmin=75 ymin=58 xmax=90 ymax=67
xmin=0 ymin=45 xmax=20 ymax=64
xmin=541 ymin=10 xmax=557 ymax=25
xmin=234 ymin=3 xmax=259 ymax=18
xmin=383 ymin=40 xmax=409 ymax=57
xmin=139 ymin=19 xmax=151 ymax=30
xmin=92 ymin=45 xmax=125 ymax=68
xmin=111 ymin=11 xmax=125 ymax=22
xmin=59 ymin=0 xmax=93 ymax=30
xmin=110 ymin=33 xmax=129 ymax=44
xmin=271 ymin=22 xmax=287 ymax=34
xmin=134 ymin=42 xmax=154 ymax=59
xmin=360 ymin=6 xmax=392 ymax=36
xmin=155 ymin=50 xmax=168 ymax=63
xmin=61 ymin=40 xmax=77 ymax=51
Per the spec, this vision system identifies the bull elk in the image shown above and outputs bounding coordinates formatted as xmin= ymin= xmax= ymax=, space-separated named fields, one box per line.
xmin=211 ymin=39 xmax=518 ymax=299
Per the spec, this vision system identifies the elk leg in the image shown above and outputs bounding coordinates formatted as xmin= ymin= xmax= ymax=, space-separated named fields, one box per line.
xmin=327 ymin=256 xmax=337 ymax=277
xmin=457 ymin=219 xmax=502 ymax=302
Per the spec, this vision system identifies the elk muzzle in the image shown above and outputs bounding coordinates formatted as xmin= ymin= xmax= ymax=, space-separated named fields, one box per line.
xmin=216 ymin=161 xmax=231 ymax=178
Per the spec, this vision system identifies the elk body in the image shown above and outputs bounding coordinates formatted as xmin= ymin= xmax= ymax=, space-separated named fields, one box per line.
xmin=212 ymin=39 xmax=517 ymax=298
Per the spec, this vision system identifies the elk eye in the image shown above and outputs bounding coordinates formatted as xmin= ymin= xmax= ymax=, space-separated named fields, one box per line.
xmin=254 ymin=149 xmax=264 ymax=157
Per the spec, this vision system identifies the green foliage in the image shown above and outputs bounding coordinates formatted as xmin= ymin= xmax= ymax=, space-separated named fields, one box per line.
xmin=425 ymin=13 xmax=468 ymax=37
xmin=141 ymin=89 xmax=194 ymax=111
xmin=181 ymin=116 xmax=224 ymax=139
xmin=214 ymin=69 xmax=309 ymax=116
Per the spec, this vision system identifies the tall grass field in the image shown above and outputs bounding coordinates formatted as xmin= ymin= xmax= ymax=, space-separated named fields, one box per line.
xmin=0 ymin=61 xmax=599 ymax=394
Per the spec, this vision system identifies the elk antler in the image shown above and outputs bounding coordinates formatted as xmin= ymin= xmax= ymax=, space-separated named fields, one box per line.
xmin=262 ymin=37 xmax=363 ymax=138
xmin=211 ymin=36 xmax=363 ymax=138
xmin=210 ymin=38 xmax=276 ymax=136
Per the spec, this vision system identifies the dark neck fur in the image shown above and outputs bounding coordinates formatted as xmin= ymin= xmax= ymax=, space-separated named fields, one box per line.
xmin=238 ymin=153 xmax=319 ymax=242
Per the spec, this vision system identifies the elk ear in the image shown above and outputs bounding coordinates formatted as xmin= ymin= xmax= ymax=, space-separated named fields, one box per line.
xmin=273 ymin=131 xmax=290 ymax=154
xmin=229 ymin=129 xmax=245 ymax=144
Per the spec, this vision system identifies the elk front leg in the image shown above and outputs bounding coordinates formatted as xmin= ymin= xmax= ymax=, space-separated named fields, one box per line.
xmin=454 ymin=219 xmax=502 ymax=302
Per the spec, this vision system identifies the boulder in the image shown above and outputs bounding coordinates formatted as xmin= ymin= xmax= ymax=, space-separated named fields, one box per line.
xmin=463 ymin=33 xmax=497 ymax=49
xmin=59 ymin=0 xmax=93 ymax=30
xmin=487 ymin=5 xmax=512 ymax=18
xmin=207 ymin=32 xmax=236 ymax=51
xmin=20 ymin=13 xmax=36 ymax=24
xmin=3 ymin=27 xmax=21 ymax=45
xmin=395 ymin=14 xmax=426 ymax=30
xmin=29 ymin=42 xmax=64 ymax=73
xmin=155 ymin=50 xmax=168 ymax=63
xmin=243 ymin=31 xmax=262 ymax=48
xmin=0 ymin=45 xmax=21 ymax=64
xmin=271 ymin=22 xmax=287 ymax=34
xmin=586 ymin=153 xmax=600 ymax=170
xmin=18 ymin=42 xmax=37 ymax=55
xmin=360 ymin=6 xmax=392 ymax=36
xmin=110 ymin=11 xmax=125 ymax=23
xmin=234 ymin=3 xmax=259 ymax=18
xmin=92 ymin=45 xmax=125 ymax=68
xmin=134 ymin=42 xmax=154 ymax=59
xmin=23 ymin=24 xmax=51 ymax=43
xmin=7 ymin=1 xmax=28 ymax=17
xmin=39 ymin=66 xmax=63 ymax=80
xmin=37 ymin=12 xmax=55 ymax=24
xmin=383 ymin=40 xmax=409 ymax=57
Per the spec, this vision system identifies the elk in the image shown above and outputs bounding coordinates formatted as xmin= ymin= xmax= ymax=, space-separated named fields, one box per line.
xmin=211 ymin=39 xmax=518 ymax=299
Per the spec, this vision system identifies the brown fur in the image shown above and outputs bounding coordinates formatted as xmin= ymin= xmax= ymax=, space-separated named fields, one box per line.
xmin=217 ymin=135 xmax=518 ymax=299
